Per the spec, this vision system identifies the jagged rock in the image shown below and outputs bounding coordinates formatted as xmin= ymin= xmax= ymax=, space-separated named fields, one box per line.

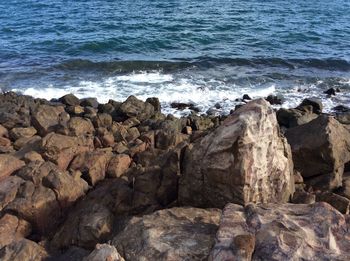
xmin=0 ymin=214 xmax=32 ymax=248
xmin=41 ymin=133 xmax=93 ymax=170
xmin=69 ymin=150 xmax=112 ymax=185
xmin=179 ymin=99 xmax=294 ymax=208
xmin=285 ymin=115 xmax=350 ymax=190
xmin=112 ymin=207 xmax=221 ymax=261
xmin=0 ymin=239 xmax=48 ymax=261
xmin=0 ymin=155 xmax=25 ymax=181
xmin=31 ymin=104 xmax=66 ymax=136
xmin=118 ymin=96 xmax=155 ymax=121
xmin=106 ymin=154 xmax=132 ymax=178
xmin=0 ymin=136 xmax=11 ymax=147
xmin=84 ymin=244 xmax=125 ymax=261
xmin=67 ymin=117 xmax=94 ymax=136
xmin=9 ymin=126 xmax=37 ymax=140
xmin=59 ymin=93 xmax=80 ymax=106
xmin=242 ymin=94 xmax=252 ymax=100
xmin=209 ymin=202 xmax=350 ymax=261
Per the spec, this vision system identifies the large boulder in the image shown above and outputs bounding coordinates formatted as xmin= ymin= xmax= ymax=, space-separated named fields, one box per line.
xmin=179 ymin=99 xmax=295 ymax=208
xmin=209 ymin=202 xmax=350 ymax=261
xmin=41 ymin=133 xmax=93 ymax=170
xmin=31 ymin=104 xmax=66 ymax=136
xmin=112 ymin=207 xmax=221 ymax=261
xmin=285 ymin=115 xmax=350 ymax=190
xmin=0 ymin=155 xmax=25 ymax=181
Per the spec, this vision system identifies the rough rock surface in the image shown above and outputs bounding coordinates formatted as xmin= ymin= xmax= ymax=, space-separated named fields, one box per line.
xmin=0 ymin=239 xmax=48 ymax=261
xmin=209 ymin=202 xmax=350 ymax=261
xmin=0 ymin=155 xmax=25 ymax=181
xmin=179 ymin=99 xmax=294 ymax=208
xmin=286 ymin=115 xmax=350 ymax=190
xmin=112 ymin=207 xmax=221 ymax=261
xmin=84 ymin=244 xmax=125 ymax=261
xmin=31 ymin=104 xmax=66 ymax=136
xmin=0 ymin=214 xmax=32 ymax=248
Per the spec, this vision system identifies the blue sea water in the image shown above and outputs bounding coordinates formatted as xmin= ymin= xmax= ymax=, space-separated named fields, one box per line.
xmin=1 ymin=0 xmax=350 ymax=114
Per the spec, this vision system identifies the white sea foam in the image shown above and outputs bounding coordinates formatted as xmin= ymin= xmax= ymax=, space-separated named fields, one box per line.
xmin=13 ymin=72 xmax=350 ymax=117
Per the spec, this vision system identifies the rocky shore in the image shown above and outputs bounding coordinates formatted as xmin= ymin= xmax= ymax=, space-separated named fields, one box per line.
xmin=0 ymin=91 xmax=350 ymax=260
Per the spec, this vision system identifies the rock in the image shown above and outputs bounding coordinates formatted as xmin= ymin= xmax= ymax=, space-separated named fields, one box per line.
xmin=0 ymin=214 xmax=32 ymax=248
xmin=337 ymin=111 xmax=350 ymax=125
xmin=171 ymin=102 xmax=193 ymax=110
xmin=31 ymin=104 xmax=66 ymax=136
xmin=106 ymin=154 xmax=132 ymax=178
xmin=242 ymin=94 xmax=252 ymax=100
xmin=51 ymin=202 xmax=114 ymax=249
xmin=338 ymin=174 xmax=350 ymax=199
xmin=324 ymin=88 xmax=336 ymax=96
xmin=298 ymin=98 xmax=323 ymax=114
xmin=0 ymin=124 xmax=8 ymax=137
xmin=276 ymin=107 xmax=318 ymax=128
xmin=41 ymin=133 xmax=93 ymax=170
xmin=51 ymin=247 xmax=90 ymax=261
xmin=92 ymin=113 xmax=113 ymax=129
xmin=333 ymin=105 xmax=350 ymax=113
xmin=209 ymin=202 xmax=350 ymax=261
xmin=0 ymin=155 xmax=25 ymax=181
xmin=179 ymin=99 xmax=295 ymax=208
xmin=0 ymin=176 xmax=24 ymax=211
xmin=182 ymin=126 xmax=192 ymax=135
xmin=285 ymin=115 xmax=350 ymax=190
xmin=122 ymin=117 xmax=140 ymax=129
xmin=80 ymin=97 xmax=99 ymax=108
xmin=0 ymin=136 xmax=11 ymax=147
xmin=119 ymin=96 xmax=155 ymax=121
xmin=266 ymin=94 xmax=282 ymax=105
xmin=291 ymin=189 xmax=316 ymax=204
xmin=84 ymin=244 xmax=125 ymax=261
xmin=112 ymin=207 xmax=221 ymax=261
xmin=0 ymin=239 xmax=48 ymax=261
xmin=69 ymin=150 xmax=112 ymax=185
xmin=66 ymin=105 xmax=85 ymax=115
xmin=316 ymin=192 xmax=350 ymax=214
xmin=14 ymin=135 xmax=42 ymax=159
xmin=67 ymin=117 xmax=94 ymax=136
xmin=146 ymin=97 xmax=161 ymax=112
xmin=23 ymin=151 xmax=44 ymax=163
xmin=59 ymin=93 xmax=80 ymax=106
xmin=126 ymin=127 xmax=140 ymax=142
xmin=9 ymin=126 xmax=37 ymax=140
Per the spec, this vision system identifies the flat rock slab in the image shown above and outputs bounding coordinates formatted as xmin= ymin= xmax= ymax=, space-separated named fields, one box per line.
xmin=112 ymin=207 xmax=221 ymax=261
xmin=210 ymin=202 xmax=350 ymax=261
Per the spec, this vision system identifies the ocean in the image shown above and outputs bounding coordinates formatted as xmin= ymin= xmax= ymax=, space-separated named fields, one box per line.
xmin=1 ymin=0 xmax=350 ymax=115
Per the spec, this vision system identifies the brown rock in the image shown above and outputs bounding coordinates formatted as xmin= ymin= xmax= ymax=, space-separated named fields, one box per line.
xmin=126 ymin=127 xmax=140 ymax=142
xmin=41 ymin=133 xmax=93 ymax=170
xmin=59 ymin=93 xmax=80 ymax=106
xmin=84 ymin=244 xmax=125 ymax=261
xmin=112 ymin=207 xmax=221 ymax=261
xmin=0 ymin=155 xmax=25 ymax=181
xmin=14 ymin=135 xmax=42 ymax=158
xmin=23 ymin=151 xmax=44 ymax=163
xmin=118 ymin=95 xmax=155 ymax=121
xmin=31 ymin=104 xmax=66 ymax=135
xmin=285 ymin=115 xmax=350 ymax=190
xmin=0 ymin=176 xmax=24 ymax=211
xmin=69 ymin=150 xmax=112 ymax=185
xmin=179 ymin=99 xmax=295 ymax=208
xmin=0 ymin=136 xmax=11 ymax=147
xmin=276 ymin=107 xmax=318 ymax=128
xmin=0 ymin=124 xmax=9 ymax=137
xmin=9 ymin=126 xmax=37 ymax=140
xmin=107 ymin=154 xmax=132 ymax=178
xmin=67 ymin=117 xmax=94 ymax=136
xmin=0 ymin=214 xmax=32 ymax=249
xmin=209 ymin=202 xmax=350 ymax=261
xmin=92 ymin=113 xmax=113 ymax=129
xmin=0 ymin=239 xmax=48 ymax=261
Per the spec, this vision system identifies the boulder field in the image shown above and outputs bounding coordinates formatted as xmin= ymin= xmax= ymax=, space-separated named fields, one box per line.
xmin=0 ymin=92 xmax=349 ymax=260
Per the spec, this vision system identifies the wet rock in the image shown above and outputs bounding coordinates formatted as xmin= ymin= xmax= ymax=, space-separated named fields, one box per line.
xmin=69 ymin=150 xmax=112 ymax=185
xmin=298 ymin=98 xmax=323 ymax=114
xmin=67 ymin=117 xmax=94 ymax=136
xmin=179 ymin=99 xmax=294 ymax=208
xmin=209 ymin=202 xmax=350 ymax=261
xmin=285 ymin=115 xmax=350 ymax=190
xmin=0 ymin=214 xmax=32 ymax=249
xmin=182 ymin=126 xmax=192 ymax=135
xmin=0 ymin=155 xmax=25 ymax=181
xmin=146 ymin=97 xmax=161 ymax=112
xmin=112 ymin=207 xmax=221 ymax=261
xmin=31 ymin=104 xmax=66 ymax=136
xmin=9 ymin=126 xmax=37 ymax=140
xmin=80 ymin=97 xmax=99 ymax=108
xmin=84 ymin=244 xmax=125 ymax=261
xmin=119 ymin=95 xmax=155 ymax=121
xmin=107 ymin=154 xmax=132 ymax=178
xmin=41 ymin=133 xmax=93 ymax=170
xmin=0 ymin=239 xmax=48 ymax=261
xmin=59 ymin=93 xmax=80 ymax=106
xmin=266 ymin=94 xmax=282 ymax=105
xmin=324 ymin=88 xmax=336 ymax=96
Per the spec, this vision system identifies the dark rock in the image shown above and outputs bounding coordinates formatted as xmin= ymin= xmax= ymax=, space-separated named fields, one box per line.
xmin=31 ymin=104 xmax=66 ymax=136
xmin=59 ymin=94 xmax=80 ymax=106
xmin=146 ymin=97 xmax=161 ymax=112
xmin=9 ymin=127 xmax=37 ymax=141
xmin=298 ymin=98 xmax=323 ymax=114
xmin=80 ymin=97 xmax=99 ymax=108
xmin=333 ymin=105 xmax=350 ymax=113
xmin=242 ymin=94 xmax=252 ymax=100
xmin=106 ymin=154 xmax=132 ymax=178
xmin=276 ymin=107 xmax=318 ymax=128
xmin=0 ymin=214 xmax=32 ymax=249
xmin=316 ymin=192 xmax=350 ymax=214
xmin=266 ymin=94 xmax=282 ymax=105
xmin=285 ymin=115 xmax=350 ymax=190
xmin=119 ymin=96 xmax=155 ymax=121
xmin=67 ymin=117 xmax=94 ymax=136
xmin=324 ymin=88 xmax=336 ymax=96
xmin=0 ymin=239 xmax=48 ymax=261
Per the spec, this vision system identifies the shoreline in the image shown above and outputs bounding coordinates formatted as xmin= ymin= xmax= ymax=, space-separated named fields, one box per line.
xmin=0 ymin=91 xmax=349 ymax=260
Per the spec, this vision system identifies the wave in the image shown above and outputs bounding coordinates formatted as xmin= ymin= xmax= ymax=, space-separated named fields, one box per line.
xmin=54 ymin=57 xmax=350 ymax=73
